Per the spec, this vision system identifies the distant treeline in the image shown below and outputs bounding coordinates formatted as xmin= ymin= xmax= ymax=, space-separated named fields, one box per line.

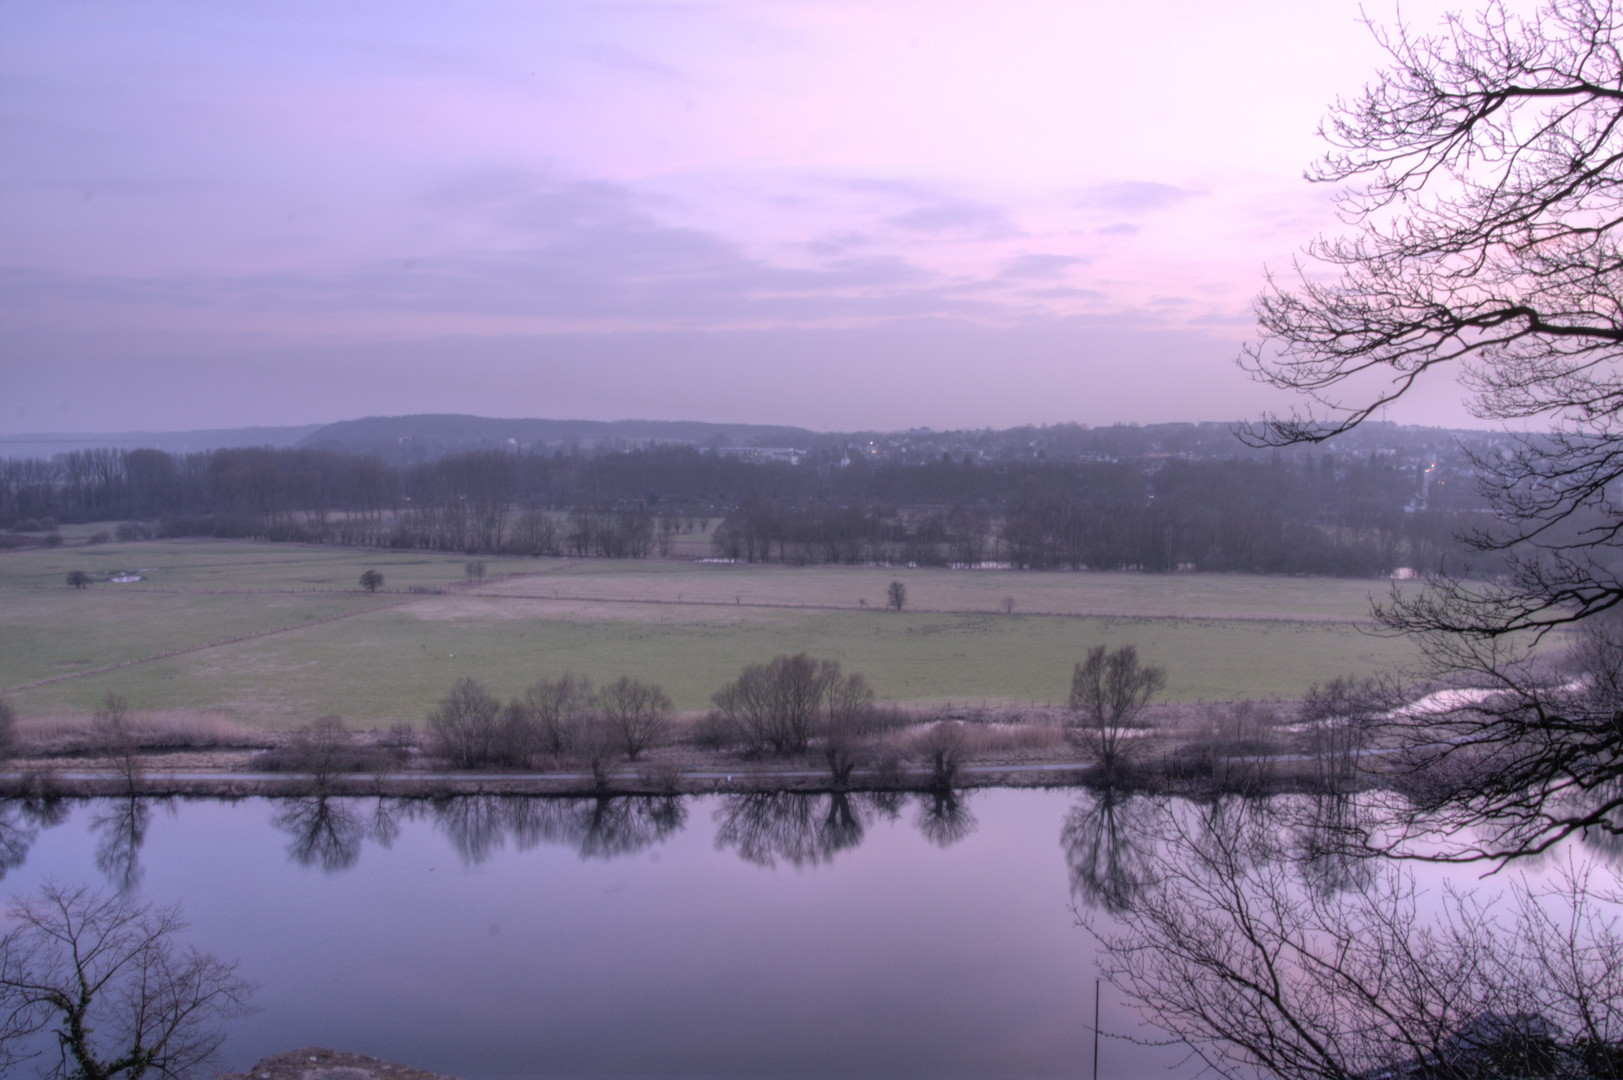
xmin=0 ymin=444 xmax=1480 ymax=575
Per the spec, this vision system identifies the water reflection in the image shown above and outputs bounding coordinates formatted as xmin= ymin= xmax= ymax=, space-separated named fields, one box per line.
xmin=1292 ymin=794 xmax=1375 ymax=896
xmin=914 ymin=789 xmax=977 ymax=849
xmin=0 ymin=798 xmax=74 ymax=884
xmin=262 ymin=790 xmax=986 ymax=874
xmin=0 ymin=802 xmax=40 ymax=881
xmin=714 ymin=792 xmax=866 ymax=867
xmin=273 ymin=797 xmax=371 ymax=872
xmin=1082 ymin=794 xmax=1623 ymax=1080
xmin=90 ymin=796 xmax=159 ymax=893
xmin=1060 ymin=785 xmax=1155 ymax=912
xmin=714 ymin=790 xmax=979 ymax=867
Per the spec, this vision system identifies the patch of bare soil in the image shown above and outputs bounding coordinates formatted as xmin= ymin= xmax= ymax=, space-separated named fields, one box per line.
xmin=220 ymin=1047 xmax=458 ymax=1080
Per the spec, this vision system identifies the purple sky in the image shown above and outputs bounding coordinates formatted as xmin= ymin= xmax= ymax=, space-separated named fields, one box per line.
xmin=0 ymin=0 xmax=1483 ymax=435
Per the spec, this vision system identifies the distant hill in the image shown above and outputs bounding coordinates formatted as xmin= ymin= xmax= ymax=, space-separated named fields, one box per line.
xmin=297 ymin=414 xmax=833 ymax=463
xmin=0 ymin=424 xmax=323 ymax=460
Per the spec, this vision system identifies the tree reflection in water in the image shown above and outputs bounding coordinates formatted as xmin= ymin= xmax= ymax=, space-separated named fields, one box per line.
xmin=431 ymin=796 xmax=688 ymax=865
xmin=0 ymin=798 xmax=66 ymax=882
xmin=714 ymin=792 xmax=859 ymax=868
xmin=1292 ymin=794 xmax=1375 ymax=897
xmin=715 ymin=790 xmax=978 ymax=867
xmin=1082 ymin=795 xmax=1623 ymax=1079
xmin=90 ymin=797 xmax=161 ymax=893
xmin=0 ymin=806 xmax=37 ymax=882
xmin=266 ymin=790 xmax=983 ymax=873
xmin=273 ymin=797 xmax=372 ymax=872
xmin=914 ymin=789 xmax=977 ymax=849
xmin=1060 ymin=784 xmax=1155 ymax=912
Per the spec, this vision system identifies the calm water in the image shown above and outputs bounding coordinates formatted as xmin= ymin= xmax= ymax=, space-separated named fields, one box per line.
xmin=0 ymin=788 xmax=1507 ymax=1080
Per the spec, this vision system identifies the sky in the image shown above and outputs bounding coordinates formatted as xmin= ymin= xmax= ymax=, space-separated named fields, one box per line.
xmin=0 ymin=0 xmax=1486 ymax=435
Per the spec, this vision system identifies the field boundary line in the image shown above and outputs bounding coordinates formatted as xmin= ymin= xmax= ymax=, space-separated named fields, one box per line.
xmin=2 ymin=596 xmax=420 ymax=694
xmin=458 ymin=589 xmax=1373 ymax=625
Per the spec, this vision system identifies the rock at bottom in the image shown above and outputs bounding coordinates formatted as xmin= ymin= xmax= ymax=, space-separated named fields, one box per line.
xmin=217 ymin=1046 xmax=460 ymax=1080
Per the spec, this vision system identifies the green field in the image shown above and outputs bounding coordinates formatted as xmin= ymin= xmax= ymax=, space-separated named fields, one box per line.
xmin=0 ymin=538 xmax=1426 ymax=727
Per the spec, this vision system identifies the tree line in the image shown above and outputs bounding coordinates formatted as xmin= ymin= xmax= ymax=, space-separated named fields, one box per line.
xmin=1 ymin=442 xmax=1483 ymax=575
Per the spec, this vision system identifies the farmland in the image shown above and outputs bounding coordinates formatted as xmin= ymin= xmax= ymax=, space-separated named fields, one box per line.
xmin=0 ymin=538 xmax=1426 ymax=728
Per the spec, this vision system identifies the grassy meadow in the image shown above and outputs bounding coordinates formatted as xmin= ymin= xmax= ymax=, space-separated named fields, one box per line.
xmin=0 ymin=538 xmax=1427 ymax=728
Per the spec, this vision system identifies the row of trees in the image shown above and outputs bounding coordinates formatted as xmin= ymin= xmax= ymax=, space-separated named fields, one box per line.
xmin=3 ymin=442 xmax=1485 ymax=576
xmin=712 ymin=459 xmax=1473 ymax=574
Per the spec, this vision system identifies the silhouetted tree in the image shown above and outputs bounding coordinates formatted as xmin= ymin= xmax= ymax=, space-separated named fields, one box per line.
xmin=887 ymin=580 xmax=906 ymax=611
xmin=66 ymin=570 xmax=90 ymax=590
xmin=358 ymin=569 xmax=383 ymax=592
xmin=1083 ymin=797 xmax=1623 ymax=1079
xmin=1237 ymin=0 xmax=1623 ymax=865
xmin=0 ymin=883 xmax=257 ymax=1079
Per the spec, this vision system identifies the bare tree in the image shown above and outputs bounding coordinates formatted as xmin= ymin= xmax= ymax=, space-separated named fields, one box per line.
xmin=1001 ymin=596 xmax=1016 ymax=615
xmin=1299 ymin=677 xmax=1385 ymax=796
xmin=358 ymin=569 xmax=383 ymax=592
xmin=463 ymin=559 xmax=486 ymax=583
xmin=507 ymin=508 xmax=559 ymax=557
xmin=887 ymin=581 xmax=906 ymax=611
xmin=712 ymin=653 xmax=840 ymax=755
xmin=822 ymin=671 xmax=875 ymax=787
xmin=92 ymin=694 xmax=142 ymax=797
xmin=1064 ymin=645 xmax=1165 ymax=774
xmin=66 ymin=571 xmax=90 ymax=590
xmin=427 ymin=677 xmax=502 ymax=768
xmin=0 ymin=698 xmax=16 ymax=762
xmin=288 ymin=715 xmax=363 ymax=795
xmin=0 ymin=882 xmax=257 ymax=1080
xmin=572 ymin=710 xmax=620 ymax=790
xmin=1083 ymin=798 xmax=1623 ymax=1080
xmin=1237 ymin=0 xmax=1623 ymax=862
xmin=919 ymin=721 xmax=966 ymax=789
xmin=596 ymin=676 xmax=672 ymax=761
xmin=522 ymin=674 xmax=593 ymax=755
xmin=1372 ymin=616 xmax=1623 ymax=862
xmin=493 ymin=700 xmax=540 ymax=767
